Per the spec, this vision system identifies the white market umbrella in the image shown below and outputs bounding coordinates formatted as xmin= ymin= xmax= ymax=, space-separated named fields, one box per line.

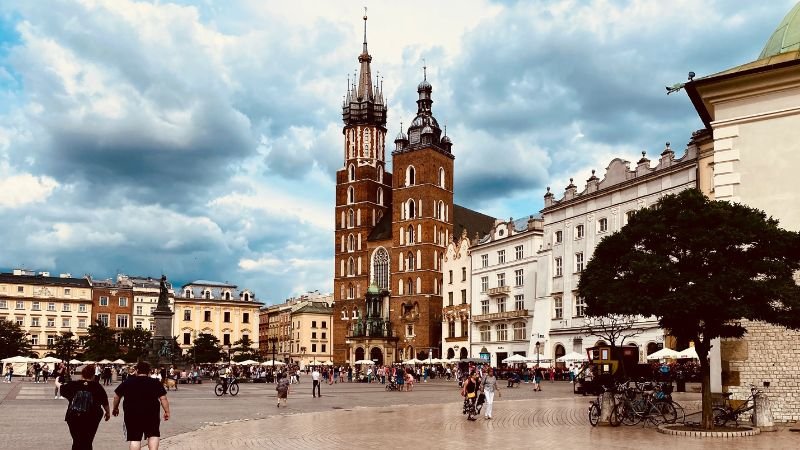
xmin=354 ymin=359 xmax=375 ymax=365
xmin=97 ymin=359 xmax=112 ymax=364
xmin=556 ymin=351 xmax=589 ymax=363
xmin=646 ymin=348 xmax=680 ymax=361
xmin=677 ymin=346 xmax=700 ymax=360
xmin=39 ymin=356 xmax=62 ymax=363
xmin=260 ymin=360 xmax=286 ymax=366
xmin=237 ymin=359 xmax=259 ymax=365
xmin=323 ymin=361 xmax=334 ymax=366
xmin=1 ymin=356 xmax=35 ymax=363
xmin=82 ymin=360 xmax=95 ymax=364
xmin=402 ymin=358 xmax=424 ymax=365
xmin=69 ymin=359 xmax=82 ymax=365
xmin=112 ymin=359 xmax=126 ymax=364
xmin=524 ymin=354 xmax=549 ymax=364
xmin=502 ymin=354 xmax=528 ymax=364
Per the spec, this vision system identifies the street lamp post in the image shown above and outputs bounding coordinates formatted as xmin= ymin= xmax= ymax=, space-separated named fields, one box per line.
xmin=535 ymin=341 xmax=540 ymax=367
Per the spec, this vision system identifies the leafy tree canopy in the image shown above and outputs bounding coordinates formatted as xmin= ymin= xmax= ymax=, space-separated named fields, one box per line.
xmin=189 ymin=333 xmax=223 ymax=364
xmin=82 ymin=320 xmax=120 ymax=360
xmin=118 ymin=328 xmax=153 ymax=362
xmin=231 ymin=335 xmax=259 ymax=362
xmin=0 ymin=319 xmax=33 ymax=359
xmin=49 ymin=331 xmax=80 ymax=362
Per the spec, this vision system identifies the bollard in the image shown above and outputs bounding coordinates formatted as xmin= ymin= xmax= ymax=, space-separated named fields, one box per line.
xmin=753 ymin=393 xmax=775 ymax=431
xmin=598 ymin=391 xmax=615 ymax=426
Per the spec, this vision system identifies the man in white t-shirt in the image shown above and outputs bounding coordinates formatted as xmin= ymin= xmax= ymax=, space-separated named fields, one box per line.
xmin=311 ymin=368 xmax=321 ymax=398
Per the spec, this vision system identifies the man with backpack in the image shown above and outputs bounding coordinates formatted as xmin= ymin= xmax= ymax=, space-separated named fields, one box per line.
xmin=61 ymin=364 xmax=111 ymax=450
xmin=112 ymin=361 xmax=170 ymax=450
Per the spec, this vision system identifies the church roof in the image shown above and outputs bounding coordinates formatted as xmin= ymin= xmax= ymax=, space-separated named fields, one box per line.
xmin=453 ymin=204 xmax=496 ymax=241
xmin=760 ymin=2 xmax=800 ymax=59
xmin=367 ymin=212 xmax=393 ymax=241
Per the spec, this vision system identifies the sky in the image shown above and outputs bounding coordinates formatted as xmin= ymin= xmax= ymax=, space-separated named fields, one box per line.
xmin=0 ymin=0 xmax=795 ymax=303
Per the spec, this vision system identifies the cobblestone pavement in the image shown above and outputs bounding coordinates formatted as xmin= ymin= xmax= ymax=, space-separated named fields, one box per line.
xmin=1 ymin=378 xmax=798 ymax=449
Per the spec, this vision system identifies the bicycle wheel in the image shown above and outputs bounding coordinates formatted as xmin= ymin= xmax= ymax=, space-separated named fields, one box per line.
xmin=657 ymin=401 xmax=677 ymax=424
xmin=229 ymin=382 xmax=239 ymax=396
xmin=620 ymin=400 xmax=641 ymax=426
xmin=712 ymin=407 xmax=728 ymax=426
xmin=589 ymin=402 xmax=601 ymax=427
xmin=609 ymin=401 xmax=622 ymax=427
xmin=214 ymin=383 xmax=225 ymax=396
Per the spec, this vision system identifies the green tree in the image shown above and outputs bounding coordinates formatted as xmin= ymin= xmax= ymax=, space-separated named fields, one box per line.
xmin=118 ymin=328 xmax=153 ymax=362
xmin=48 ymin=331 xmax=80 ymax=362
xmin=188 ymin=333 xmax=223 ymax=364
xmin=231 ymin=335 xmax=258 ymax=362
xmin=578 ymin=189 xmax=800 ymax=429
xmin=0 ymin=319 xmax=33 ymax=359
xmin=82 ymin=320 xmax=119 ymax=360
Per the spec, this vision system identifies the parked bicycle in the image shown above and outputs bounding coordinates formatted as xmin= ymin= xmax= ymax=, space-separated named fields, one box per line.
xmin=588 ymin=385 xmax=621 ymax=427
xmin=214 ymin=376 xmax=240 ymax=396
xmin=713 ymin=385 xmax=762 ymax=426
xmin=616 ymin=380 xmax=677 ymax=426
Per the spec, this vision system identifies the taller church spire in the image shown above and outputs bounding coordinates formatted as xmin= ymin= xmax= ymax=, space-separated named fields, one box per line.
xmin=357 ymin=9 xmax=373 ymax=101
xmin=342 ymin=9 xmax=386 ymax=128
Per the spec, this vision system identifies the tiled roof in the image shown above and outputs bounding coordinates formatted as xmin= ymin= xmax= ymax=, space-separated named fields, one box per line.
xmin=367 ymin=211 xmax=393 ymax=241
xmin=453 ymin=204 xmax=496 ymax=240
xmin=0 ymin=273 xmax=90 ymax=288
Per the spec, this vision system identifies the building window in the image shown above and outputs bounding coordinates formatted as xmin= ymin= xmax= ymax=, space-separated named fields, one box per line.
xmin=462 ymin=267 xmax=466 ymax=281
xmin=224 ymin=312 xmax=231 ymax=323
xmin=347 ymin=186 xmax=354 ymax=204
xmin=185 ymin=289 xmax=191 ymax=298
xmin=31 ymin=335 xmax=39 ymax=346
xmin=204 ymin=311 xmax=211 ymax=322
xmin=481 ymin=254 xmax=488 ymax=268
xmin=79 ymin=319 xmax=87 ymax=328
xmin=97 ymin=314 xmax=109 ymax=327
xmin=448 ymin=292 xmax=453 ymax=306
xmin=624 ymin=210 xmax=635 ymax=225
xmin=17 ymin=286 xmax=23 ymax=293
xmin=47 ymin=335 xmax=55 ymax=347
xmin=461 ymin=319 xmax=469 ymax=337
xmin=372 ymin=247 xmax=389 ymax=290
xmin=513 ymin=322 xmax=526 ymax=340
xmin=496 ymin=323 xmax=508 ymax=341
xmin=31 ymin=317 xmax=40 ymax=327
xmin=311 ymin=343 xmax=317 ymax=353
xmin=406 ymin=166 xmax=416 ymax=186
xmin=99 ymin=296 xmax=108 ymax=306
xmin=480 ymin=276 xmax=488 ymax=293
xmin=377 ymin=187 xmax=384 ymax=206
xmin=62 ymin=303 xmax=71 ymax=312
xmin=575 ymin=296 xmax=587 ymax=317
xmin=515 ymin=245 xmax=524 ymax=260
xmin=481 ymin=299 xmax=489 ymax=315
xmin=348 ymin=164 xmax=355 ymax=181
xmin=312 ymin=332 xmax=317 ymax=339
xmin=448 ymin=321 xmax=455 ymax=338
xmin=575 ymin=252 xmax=584 ymax=272
xmin=576 ymin=224 xmax=585 ymax=239
xmin=15 ymin=317 xmax=24 ymax=326
xmin=243 ymin=313 xmax=250 ymax=323
xmin=348 ymin=257 xmax=355 ymax=276
xmin=0 ymin=300 xmax=6 ymax=309
xmin=15 ymin=300 xmax=24 ymax=310
xmin=479 ymin=325 xmax=490 ymax=341
xmin=514 ymin=269 xmax=524 ymax=286
xmin=223 ymin=334 xmax=230 ymax=346
xmin=407 ymin=225 xmax=415 ymax=243
xmin=119 ymin=297 xmax=128 ymax=307
xmin=497 ymin=250 xmax=505 ymax=264
xmin=348 ymin=209 xmax=355 ymax=227
xmin=554 ymin=296 xmax=563 ymax=319
xmin=243 ymin=293 xmax=250 ymax=302
xmin=461 ymin=290 xmax=467 ymax=304
xmin=497 ymin=273 xmax=505 ymax=287
xmin=555 ymin=230 xmax=563 ymax=244
xmin=515 ymin=294 xmax=524 ymax=311
xmin=116 ymin=314 xmax=129 ymax=328
xmin=183 ymin=333 xmax=191 ymax=345
xmin=136 ymin=305 xmax=143 ymax=315
xmin=47 ymin=302 xmax=56 ymax=312
xmin=62 ymin=318 xmax=70 ymax=328
xmin=32 ymin=302 xmax=40 ymax=311
xmin=497 ymin=297 xmax=506 ymax=313
xmin=555 ymin=257 xmax=563 ymax=277
xmin=64 ymin=288 xmax=71 ymax=296
xmin=184 ymin=310 xmax=191 ymax=321
xmin=598 ymin=217 xmax=608 ymax=233
xmin=407 ymin=252 xmax=415 ymax=271
xmin=321 ymin=332 xmax=326 ymax=339
xmin=439 ymin=167 xmax=445 ymax=188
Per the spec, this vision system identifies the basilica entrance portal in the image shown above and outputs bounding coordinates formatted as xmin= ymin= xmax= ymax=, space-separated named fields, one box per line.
xmin=370 ymin=347 xmax=384 ymax=366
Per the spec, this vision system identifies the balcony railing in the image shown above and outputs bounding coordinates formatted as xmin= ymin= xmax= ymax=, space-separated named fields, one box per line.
xmin=487 ymin=286 xmax=510 ymax=297
xmin=471 ymin=309 xmax=529 ymax=322
xmin=347 ymin=318 xmax=394 ymax=338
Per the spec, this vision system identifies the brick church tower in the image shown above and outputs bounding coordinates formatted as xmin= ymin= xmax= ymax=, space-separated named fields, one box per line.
xmin=332 ymin=13 xmax=392 ymax=363
xmin=389 ymin=68 xmax=454 ymax=361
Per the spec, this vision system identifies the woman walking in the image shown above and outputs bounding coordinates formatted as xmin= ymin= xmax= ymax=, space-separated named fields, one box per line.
xmin=533 ymin=366 xmax=543 ymax=392
xmin=482 ymin=367 xmax=501 ymax=420
xmin=61 ymin=364 xmax=110 ymax=450
xmin=276 ymin=373 xmax=290 ymax=407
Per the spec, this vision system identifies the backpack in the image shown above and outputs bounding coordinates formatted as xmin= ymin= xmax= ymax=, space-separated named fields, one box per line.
xmin=68 ymin=385 xmax=94 ymax=417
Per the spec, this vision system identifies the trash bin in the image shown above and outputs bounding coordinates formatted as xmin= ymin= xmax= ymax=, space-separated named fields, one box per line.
xmin=676 ymin=372 xmax=686 ymax=392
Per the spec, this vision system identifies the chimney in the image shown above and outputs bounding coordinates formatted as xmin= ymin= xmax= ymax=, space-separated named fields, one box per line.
xmin=636 ymin=151 xmax=651 ymax=176
xmin=659 ymin=142 xmax=675 ymax=167
xmin=586 ymin=170 xmax=599 ymax=193
xmin=544 ymin=186 xmax=554 ymax=207
xmin=564 ymin=178 xmax=577 ymax=200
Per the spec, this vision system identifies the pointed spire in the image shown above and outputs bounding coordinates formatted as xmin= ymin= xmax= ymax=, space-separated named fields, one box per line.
xmin=356 ymin=8 xmax=373 ymax=101
xmin=362 ymin=7 xmax=368 ymax=54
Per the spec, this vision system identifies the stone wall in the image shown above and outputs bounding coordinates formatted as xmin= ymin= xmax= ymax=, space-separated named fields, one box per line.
xmin=722 ymin=320 xmax=800 ymax=422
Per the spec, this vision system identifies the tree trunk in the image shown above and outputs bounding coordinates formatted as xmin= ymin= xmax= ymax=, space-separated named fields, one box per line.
xmin=697 ymin=341 xmax=713 ymax=429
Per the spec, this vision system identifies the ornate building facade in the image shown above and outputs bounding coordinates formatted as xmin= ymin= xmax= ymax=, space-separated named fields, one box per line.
xmin=332 ymin=15 xmax=493 ymax=365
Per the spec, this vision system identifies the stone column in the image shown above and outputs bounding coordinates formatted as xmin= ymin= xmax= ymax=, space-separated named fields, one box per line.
xmin=598 ymin=391 xmax=615 ymax=426
xmin=753 ymin=393 xmax=775 ymax=431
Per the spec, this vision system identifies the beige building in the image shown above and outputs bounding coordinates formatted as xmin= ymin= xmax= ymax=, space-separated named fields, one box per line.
xmin=441 ymin=231 xmax=472 ymax=361
xmin=173 ymin=280 xmax=262 ymax=354
xmin=0 ymin=270 xmax=92 ymax=357
xmin=684 ymin=2 xmax=800 ymax=421
xmin=290 ymin=297 xmax=333 ymax=366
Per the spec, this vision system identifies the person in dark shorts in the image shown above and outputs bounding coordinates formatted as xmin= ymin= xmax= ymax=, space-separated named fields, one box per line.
xmin=61 ymin=364 xmax=111 ymax=450
xmin=112 ymin=361 xmax=170 ymax=450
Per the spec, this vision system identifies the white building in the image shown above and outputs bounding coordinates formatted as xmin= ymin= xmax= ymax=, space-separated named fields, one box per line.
xmin=536 ymin=143 xmax=698 ymax=364
xmin=470 ymin=217 xmax=543 ymax=366
xmin=123 ymin=275 xmax=174 ymax=331
xmin=441 ymin=230 xmax=472 ymax=360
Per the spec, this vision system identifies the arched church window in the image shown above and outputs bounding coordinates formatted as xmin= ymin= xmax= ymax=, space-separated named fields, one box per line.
xmin=407 ymin=278 xmax=413 ymax=295
xmin=347 ymin=186 xmax=355 ymax=204
xmin=377 ymin=187 xmax=383 ymax=206
xmin=348 ymin=257 xmax=355 ymax=276
xmin=348 ymin=209 xmax=355 ymax=228
xmin=439 ymin=167 xmax=445 ymax=188
xmin=348 ymin=283 xmax=355 ymax=299
xmin=348 ymin=234 xmax=355 ymax=252
xmin=407 ymin=225 xmax=415 ymax=244
xmin=243 ymin=292 xmax=250 ymax=302
xmin=348 ymin=164 xmax=355 ymax=182
xmin=407 ymin=199 xmax=416 ymax=219
xmin=406 ymin=166 xmax=416 ymax=186
xmin=373 ymin=248 xmax=389 ymax=290
xmin=407 ymin=252 xmax=415 ymax=272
